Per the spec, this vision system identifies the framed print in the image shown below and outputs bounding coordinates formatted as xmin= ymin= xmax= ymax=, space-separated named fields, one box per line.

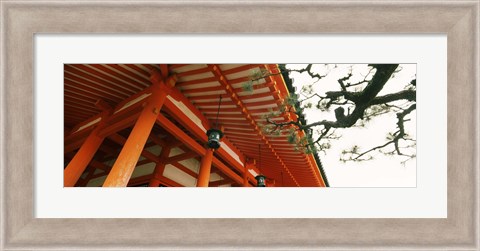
xmin=1 ymin=0 xmax=478 ymax=250
xmin=36 ymin=36 xmax=444 ymax=219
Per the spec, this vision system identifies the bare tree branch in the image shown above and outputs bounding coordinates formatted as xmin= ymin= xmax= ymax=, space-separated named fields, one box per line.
xmin=342 ymin=103 xmax=416 ymax=162
xmin=249 ymin=64 xmax=327 ymax=83
xmin=258 ymin=64 xmax=416 ymax=163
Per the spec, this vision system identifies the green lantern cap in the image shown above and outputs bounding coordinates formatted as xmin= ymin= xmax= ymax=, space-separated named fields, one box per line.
xmin=206 ymin=128 xmax=224 ymax=149
xmin=255 ymin=174 xmax=266 ymax=187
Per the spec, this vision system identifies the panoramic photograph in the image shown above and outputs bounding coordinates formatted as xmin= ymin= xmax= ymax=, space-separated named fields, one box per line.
xmin=63 ymin=64 xmax=416 ymax=187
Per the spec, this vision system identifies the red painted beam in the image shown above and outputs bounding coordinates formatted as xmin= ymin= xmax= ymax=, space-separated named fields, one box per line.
xmin=103 ymin=73 xmax=176 ymax=187
xmin=156 ymin=113 xmax=243 ymax=185
xmin=171 ymin=162 xmax=198 ymax=179
xmin=166 ymin=151 xmax=198 ymax=164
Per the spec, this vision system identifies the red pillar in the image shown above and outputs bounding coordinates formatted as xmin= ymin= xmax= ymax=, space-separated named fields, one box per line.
xmin=243 ymin=160 xmax=255 ymax=187
xmin=149 ymin=145 xmax=172 ymax=187
xmin=103 ymin=74 xmax=176 ymax=187
xmin=64 ymin=115 xmax=108 ymax=187
xmin=243 ymin=168 xmax=248 ymax=187
xmin=196 ymin=149 xmax=214 ymax=187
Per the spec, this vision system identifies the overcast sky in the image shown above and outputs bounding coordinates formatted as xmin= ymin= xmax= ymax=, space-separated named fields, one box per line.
xmin=287 ymin=64 xmax=416 ymax=187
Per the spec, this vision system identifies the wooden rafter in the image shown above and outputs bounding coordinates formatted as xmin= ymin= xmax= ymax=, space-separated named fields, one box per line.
xmin=208 ymin=64 xmax=300 ymax=186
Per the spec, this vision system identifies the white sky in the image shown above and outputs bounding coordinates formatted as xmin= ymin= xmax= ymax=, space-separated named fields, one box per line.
xmin=287 ymin=64 xmax=416 ymax=187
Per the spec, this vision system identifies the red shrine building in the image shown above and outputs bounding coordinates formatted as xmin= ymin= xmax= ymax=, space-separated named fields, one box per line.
xmin=63 ymin=64 xmax=329 ymax=187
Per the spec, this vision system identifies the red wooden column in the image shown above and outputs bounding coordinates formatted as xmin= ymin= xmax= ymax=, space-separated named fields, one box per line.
xmin=64 ymin=129 xmax=104 ymax=187
xmin=149 ymin=145 xmax=172 ymax=187
xmin=64 ymin=103 xmax=111 ymax=187
xmin=243 ymin=159 xmax=255 ymax=187
xmin=196 ymin=149 xmax=214 ymax=187
xmin=103 ymin=72 xmax=176 ymax=187
xmin=243 ymin=167 xmax=248 ymax=187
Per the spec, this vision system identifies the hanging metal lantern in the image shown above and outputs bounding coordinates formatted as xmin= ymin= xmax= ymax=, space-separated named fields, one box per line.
xmin=255 ymin=174 xmax=266 ymax=187
xmin=206 ymin=128 xmax=223 ymax=150
xmin=206 ymin=95 xmax=224 ymax=150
